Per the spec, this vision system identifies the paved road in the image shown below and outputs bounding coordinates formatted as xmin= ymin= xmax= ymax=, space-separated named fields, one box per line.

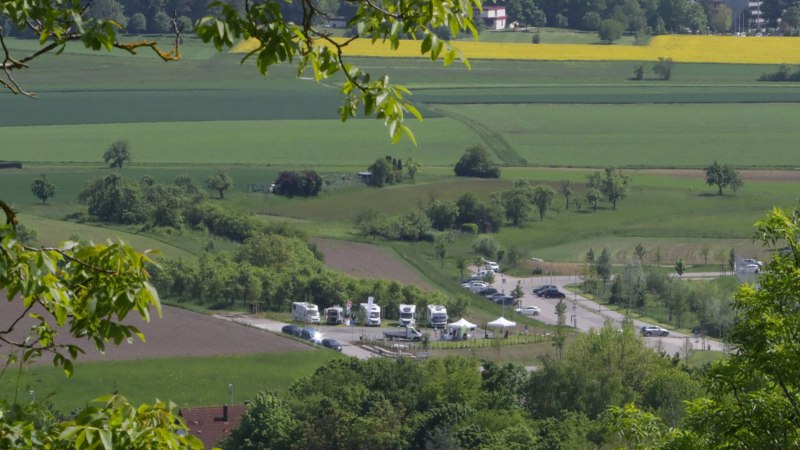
xmin=492 ymin=273 xmax=725 ymax=356
xmin=215 ymin=270 xmax=728 ymax=360
xmin=215 ymin=313 xmax=378 ymax=359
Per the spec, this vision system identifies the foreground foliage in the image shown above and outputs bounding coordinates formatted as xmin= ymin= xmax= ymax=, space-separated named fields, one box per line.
xmin=0 ymin=203 xmax=203 ymax=448
xmin=610 ymin=207 xmax=800 ymax=448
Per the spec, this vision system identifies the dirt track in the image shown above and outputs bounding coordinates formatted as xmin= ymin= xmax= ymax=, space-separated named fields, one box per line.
xmin=0 ymin=300 xmax=311 ymax=364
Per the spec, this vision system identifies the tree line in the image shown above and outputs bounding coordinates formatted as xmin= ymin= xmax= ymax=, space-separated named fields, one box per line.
xmin=150 ymin=233 xmax=469 ymax=319
xmin=221 ymin=324 xmax=702 ymax=449
xmin=583 ymin=248 xmax=737 ymax=336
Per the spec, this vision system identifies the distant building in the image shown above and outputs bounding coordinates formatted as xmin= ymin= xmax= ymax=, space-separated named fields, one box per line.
xmin=719 ymin=0 xmax=764 ymax=33
xmin=479 ymin=6 xmax=507 ymax=30
xmin=180 ymin=405 xmax=246 ymax=449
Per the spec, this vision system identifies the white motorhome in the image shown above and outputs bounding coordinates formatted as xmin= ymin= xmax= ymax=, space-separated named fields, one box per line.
xmin=427 ymin=304 xmax=448 ymax=329
xmin=398 ymin=304 xmax=416 ymax=326
xmin=292 ymin=302 xmax=320 ymax=324
xmin=324 ymin=306 xmax=344 ymax=325
xmin=359 ymin=302 xmax=382 ymax=326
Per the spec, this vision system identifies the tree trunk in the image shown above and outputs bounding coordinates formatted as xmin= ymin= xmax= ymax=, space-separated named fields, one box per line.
xmin=718 ymin=184 xmax=723 ymax=195
xmin=218 ymin=190 xmax=224 ymax=199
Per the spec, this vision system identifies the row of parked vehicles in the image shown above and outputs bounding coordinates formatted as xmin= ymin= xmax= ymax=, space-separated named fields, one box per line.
xmin=281 ymin=324 xmax=343 ymax=351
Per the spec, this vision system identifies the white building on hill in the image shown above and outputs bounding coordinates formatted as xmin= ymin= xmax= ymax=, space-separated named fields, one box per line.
xmin=479 ymin=6 xmax=507 ymax=30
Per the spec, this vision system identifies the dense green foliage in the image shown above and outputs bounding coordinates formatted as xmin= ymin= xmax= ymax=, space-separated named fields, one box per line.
xmin=584 ymin=256 xmax=738 ymax=335
xmin=454 ymin=146 xmax=501 ymax=179
xmin=0 ymin=213 xmax=203 ymax=448
xmin=151 ymin=233 xmax=458 ymax=318
xmin=223 ymin=325 xmax=702 ymax=449
xmin=609 ymin=207 xmax=800 ymax=448
xmin=273 ymin=170 xmax=323 ymax=197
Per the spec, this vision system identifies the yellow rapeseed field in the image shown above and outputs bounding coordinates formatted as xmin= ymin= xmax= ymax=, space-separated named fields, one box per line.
xmin=232 ymin=35 xmax=800 ymax=64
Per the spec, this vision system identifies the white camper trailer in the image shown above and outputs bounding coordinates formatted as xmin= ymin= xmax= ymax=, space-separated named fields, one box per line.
xmin=398 ymin=304 xmax=416 ymax=327
xmin=359 ymin=302 xmax=382 ymax=327
xmin=291 ymin=302 xmax=320 ymax=324
xmin=426 ymin=304 xmax=448 ymax=329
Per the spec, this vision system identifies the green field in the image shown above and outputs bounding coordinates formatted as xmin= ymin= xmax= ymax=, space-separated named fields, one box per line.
xmin=0 ymin=351 xmax=342 ymax=411
xmin=2 ymin=36 xmax=799 ymax=412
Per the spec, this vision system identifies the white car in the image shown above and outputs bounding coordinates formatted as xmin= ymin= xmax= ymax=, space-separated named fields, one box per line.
xmin=515 ymin=306 xmax=541 ymax=316
xmin=462 ymin=281 xmax=488 ymax=292
xmin=484 ymin=260 xmax=500 ymax=272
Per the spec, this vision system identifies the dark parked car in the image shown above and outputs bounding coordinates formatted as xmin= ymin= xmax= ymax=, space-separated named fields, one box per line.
xmin=540 ymin=289 xmax=566 ymax=299
xmin=494 ymin=296 xmax=516 ymax=306
xmin=281 ymin=324 xmax=302 ymax=337
xmin=301 ymin=328 xmax=322 ymax=343
xmin=322 ymin=338 xmax=343 ymax=351
xmin=478 ymin=287 xmax=498 ymax=296
xmin=487 ymin=292 xmax=508 ymax=302
xmin=534 ymin=285 xmax=557 ymax=296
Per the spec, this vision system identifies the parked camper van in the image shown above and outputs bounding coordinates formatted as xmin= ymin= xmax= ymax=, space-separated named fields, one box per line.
xmin=359 ymin=303 xmax=382 ymax=326
xmin=427 ymin=304 xmax=448 ymax=329
xmin=291 ymin=302 xmax=320 ymax=324
xmin=324 ymin=306 xmax=344 ymax=325
xmin=398 ymin=304 xmax=416 ymax=326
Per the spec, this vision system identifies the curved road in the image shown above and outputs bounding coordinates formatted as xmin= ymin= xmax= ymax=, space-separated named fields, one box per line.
xmin=494 ymin=273 xmax=725 ymax=356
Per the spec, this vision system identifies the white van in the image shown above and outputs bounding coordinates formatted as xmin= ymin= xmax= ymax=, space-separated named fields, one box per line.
xmin=484 ymin=260 xmax=500 ymax=272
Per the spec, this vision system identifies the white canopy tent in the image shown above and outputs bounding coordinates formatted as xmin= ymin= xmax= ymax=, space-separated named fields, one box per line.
xmin=487 ymin=317 xmax=516 ymax=328
xmin=447 ymin=318 xmax=477 ymax=331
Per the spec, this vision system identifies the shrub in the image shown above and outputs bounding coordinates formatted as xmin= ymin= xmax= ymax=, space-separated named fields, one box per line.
xmin=454 ymin=145 xmax=500 ymax=178
xmin=598 ymin=19 xmax=624 ymax=43
xmin=472 ymin=235 xmax=501 ymax=259
xmin=532 ymin=34 xmax=541 ymax=44
xmin=273 ymin=170 xmax=322 ymax=197
xmin=460 ymin=223 xmax=478 ymax=234
xmin=653 ymin=57 xmax=673 ymax=80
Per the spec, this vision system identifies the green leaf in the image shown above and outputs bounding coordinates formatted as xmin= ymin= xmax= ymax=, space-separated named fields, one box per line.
xmin=99 ymin=429 xmax=112 ymax=450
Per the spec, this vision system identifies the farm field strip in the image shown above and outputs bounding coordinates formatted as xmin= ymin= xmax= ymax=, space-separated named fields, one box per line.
xmin=234 ymin=35 xmax=800 ymax=64
xmin=435 ymin=103 xmax=800 ymax=168
xmin=0 ymin=118 xmax=477 ymax=165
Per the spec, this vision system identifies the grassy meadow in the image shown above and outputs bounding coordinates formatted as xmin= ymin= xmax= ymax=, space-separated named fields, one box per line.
xmin=0 ymin=351 xmax=342 ymax=411
xmin=2 ymin=33 xmax=799 ymax=408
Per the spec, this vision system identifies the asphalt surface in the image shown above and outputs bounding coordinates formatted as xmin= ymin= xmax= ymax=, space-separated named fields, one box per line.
xmin=495 ymin=273 xmax=726 ymax=356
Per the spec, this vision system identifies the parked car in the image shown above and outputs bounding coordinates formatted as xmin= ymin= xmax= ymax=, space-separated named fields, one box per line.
xmin=640 ymin=326 xmax=669 ymax=337
xmin=534 ymin=285 xmax=557 ymax=296
xmin=321 ymin=338 xmax=342 ymax=351
xmin=281 ymin=324 xmax=302 ymax=337
xmin=478 ymin=287 xmax=498 ymax=296
xmin=515 ymin=306 xmax=541 ymax=316
xmin=301 ymin=328 xmax=323 ymax=343
xmin=742 ymin=258 xmax=763 ymax=268
xmin=484 ymin=260 xmax=500 ymax=272
xmin=540 ymin=289 xmax=566 ymax=299
xmin=487 ymin=292 xmax=508 ymax=302
xmin=467 ymin=282 xmax=489 ymax=293
xmin=494 ymin=296 xmax=516 ymax=306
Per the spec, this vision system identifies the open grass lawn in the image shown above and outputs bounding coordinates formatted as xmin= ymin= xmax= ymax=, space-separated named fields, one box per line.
xmin=0 ymin=351 xmax=342 ymax=411
xmin=468 ymin=28 xmax=639 ymax=45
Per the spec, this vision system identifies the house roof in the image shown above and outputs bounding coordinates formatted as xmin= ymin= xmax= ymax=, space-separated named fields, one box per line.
xmin=181 ymin=405 xmax=246 ymax=449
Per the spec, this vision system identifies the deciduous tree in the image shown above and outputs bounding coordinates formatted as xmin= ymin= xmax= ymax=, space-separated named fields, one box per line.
xmin=705 ymin=161 xmax=743 ymax=195
xmin=103 ymin=140 xmax=131 ymax=169
xmin=206 ymin=169 xmax=233 ymax=199
xmin=601 ymin=168 xmax=630 ymax=210
xmin=454 ymin=145 xmax=501 ymax=179
xmin=532 ymin=184 xmax=556 ymax=221
xmin=30 ymin=174 xmax=56 ymax=205
xmin=0 ymin=205 xmax=203 ymax=449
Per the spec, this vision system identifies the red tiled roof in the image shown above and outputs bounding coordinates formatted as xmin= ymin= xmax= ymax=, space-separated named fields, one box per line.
xmin=181 ymin=405 xmax=246 ymax=449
